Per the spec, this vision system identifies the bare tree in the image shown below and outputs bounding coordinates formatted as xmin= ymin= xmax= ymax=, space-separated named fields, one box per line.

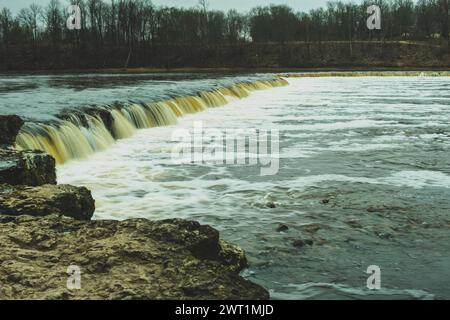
xmin=198 ymin=0 xmax=209 ymax=43
xmin=441 ymin=0 xmax=449 ymax=49
xmin=43 ymin=0 xmax=63 ymax=45
xmin=0 ymin=8 xmax=13 ymax=44
xmin=18 ymin=4 xmax=42 ymax=41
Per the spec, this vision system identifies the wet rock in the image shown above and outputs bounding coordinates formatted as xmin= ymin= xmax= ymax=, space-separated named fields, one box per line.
xmin=276 ymin=224 xmax=289 ymax=232
xmin=293 ymin=239 xmax=305 ymax=248
xmin=345 ymin=219 xmax=363 ymax=229
xmin=263 ymin=193 xmax=277 ymax=208
xmin=301 ymin=223 xmax=322 ymax=234
xmin=218 ymin=240 xmax=248 ymax=273
xmin=0 ymin=115 xmax=24 ymax=146
xmin=0 ymin=215 xmax=268 ymax=300
xmin=0 ymin=184 xmax=95 ymax=221
xmin=59 ymin=108 xmax=115 ymax=138
xmin=92 ymin=109 xmax=115 ymax=137
xmin=377 ymin=232 xmax=394 ymax=240
xmin=293 ymin=239 xmax=314 ymax=248
xmin=321 ymin=199 xmax=330 ymax=204
xmin=0 ymin=149 xmax=56 ymax=186
xmin=266 ymin=201 xmax=277 ymax=208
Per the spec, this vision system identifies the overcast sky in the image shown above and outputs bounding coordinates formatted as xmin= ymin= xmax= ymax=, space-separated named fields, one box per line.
xmin=0 ymin=0 xmax=338 ymax=14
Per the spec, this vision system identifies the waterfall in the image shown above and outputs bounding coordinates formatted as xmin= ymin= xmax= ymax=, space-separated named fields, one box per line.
xmin=15 ymin=77 xmax=289 ymax=164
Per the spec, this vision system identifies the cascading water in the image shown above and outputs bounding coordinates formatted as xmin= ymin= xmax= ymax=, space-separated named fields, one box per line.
xmin=15 ymin=78 xmax=289 ymax=164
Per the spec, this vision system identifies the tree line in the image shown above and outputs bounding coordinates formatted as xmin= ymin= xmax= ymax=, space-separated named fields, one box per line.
xmin=0 ymin=0 xmax=449 ymax=70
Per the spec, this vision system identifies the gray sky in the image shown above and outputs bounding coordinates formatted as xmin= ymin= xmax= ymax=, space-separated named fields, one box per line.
xmin=0 ymin=0 xmax=335 ymax=14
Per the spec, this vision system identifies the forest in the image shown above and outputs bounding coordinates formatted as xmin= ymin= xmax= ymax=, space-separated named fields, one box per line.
xmin=0 ymin=0 xmax=449 ymax=70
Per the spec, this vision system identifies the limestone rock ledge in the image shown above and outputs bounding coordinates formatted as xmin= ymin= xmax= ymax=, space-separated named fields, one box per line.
xmin=0 ymin=184 xmax=95 ymax=221
xmin=0 ymin=215 xmax=269 ymax=300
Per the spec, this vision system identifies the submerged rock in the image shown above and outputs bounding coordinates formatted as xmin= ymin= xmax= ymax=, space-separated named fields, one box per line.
xmin=0 ymin=215 xmax=268 ymax=300
xmin=301 ymin=223 xmax=322 ymax=234
xmin=0 ymin=184 xmax=95 ymax=220
xmin=345 ymin=219 xmax=363 ymax=229
xmin=276 ymin=224 xmax=289 ymax=232
xmin=292 ymin=239 xmax=314 ymax=248
xmin=266 ymin=201 xmax=277 ymax=208
xmin=0 ymin=115 xmax=24 ymax=146
xmin=0 ymin=149 xmax=56 ymax=186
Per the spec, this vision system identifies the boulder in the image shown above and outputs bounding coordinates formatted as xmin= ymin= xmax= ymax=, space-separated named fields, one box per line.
xmin=0 ymin=149 xmax=56 ymax=186
xmin=0 ymin=115 xmax=24 ymax=146
xmin=0 ymin=215 xmax=268 ymax=300
xmin=0 ymin=184 xmax=95 ymax=221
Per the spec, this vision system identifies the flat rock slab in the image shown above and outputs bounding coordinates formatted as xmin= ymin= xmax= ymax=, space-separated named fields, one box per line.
xmin=0 ymin=215 xmax=268 ymax=300
xmin=0 ymin=149 xmax=56 ymax=186
xmin=0 ymin=184 xmax=95 ymax=221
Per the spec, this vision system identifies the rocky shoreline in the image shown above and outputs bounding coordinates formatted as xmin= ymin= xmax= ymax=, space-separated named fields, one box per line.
xmin=0 ymin=115 xmax=268 ymax=300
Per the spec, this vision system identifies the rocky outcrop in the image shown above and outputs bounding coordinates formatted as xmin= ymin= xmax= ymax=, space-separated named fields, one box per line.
xmin=0 ymin=115 xmax=56 ymax=187
xmin=0 ymin=115 xmax=93 ymax=221
xmin=0 ymin=149 xmax=57 ymax=186
xmin=0 ymin=215 xmax=268 ymax=300
xmin=0 ymin=115 xmax=24 ymax=146
xmin=0 ymin=114 xmax=267 ymax=300
xmin=0 ymin=184 xmax=95 ymax=220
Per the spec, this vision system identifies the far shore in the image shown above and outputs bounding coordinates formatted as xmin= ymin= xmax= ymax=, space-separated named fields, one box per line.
xmin=1 ymin=66 xmax=450 ymax=76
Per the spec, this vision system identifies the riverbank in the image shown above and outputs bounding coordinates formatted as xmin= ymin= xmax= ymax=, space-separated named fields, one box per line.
xmin=0 ymin=66 xmax=449 ymax=76
xmin=1 ymin=41 xmax=449 ymax=74
xmin=0 ymin=115 xmax=268 ymax=300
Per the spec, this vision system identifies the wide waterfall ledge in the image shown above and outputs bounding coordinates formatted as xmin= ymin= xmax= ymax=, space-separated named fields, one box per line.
xmin=15 ymin=77 xmax=289 ymax=165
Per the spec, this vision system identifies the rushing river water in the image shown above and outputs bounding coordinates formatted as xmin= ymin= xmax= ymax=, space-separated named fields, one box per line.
xmin=3 ymin=73 xmax=450 ymax=299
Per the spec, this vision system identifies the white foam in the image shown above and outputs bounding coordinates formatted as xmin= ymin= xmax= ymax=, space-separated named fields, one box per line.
xmin=381 ymin=170 xmax=450 ymax=189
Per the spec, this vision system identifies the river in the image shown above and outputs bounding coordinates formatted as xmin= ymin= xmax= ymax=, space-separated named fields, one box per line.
xmin=3 ymin=73 xmax=450 ymax=299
